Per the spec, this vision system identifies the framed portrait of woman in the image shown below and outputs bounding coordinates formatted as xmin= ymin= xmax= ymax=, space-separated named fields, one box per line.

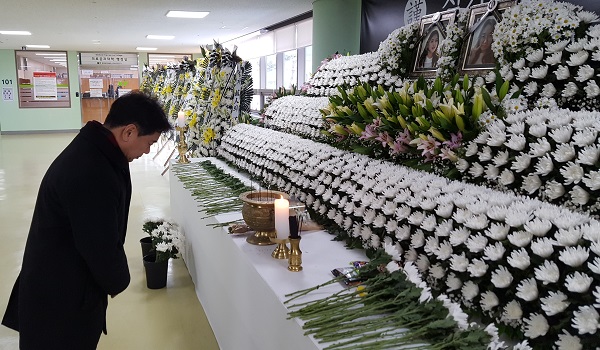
xmin=459 ymin=0 xmax=514 ymax=75
xmin=410 ymin=9 xmax=457 ymax=79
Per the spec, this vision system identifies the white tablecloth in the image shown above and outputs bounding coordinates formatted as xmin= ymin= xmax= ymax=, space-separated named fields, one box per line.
xmin=170 ymin=159 xmax=367 ymax=350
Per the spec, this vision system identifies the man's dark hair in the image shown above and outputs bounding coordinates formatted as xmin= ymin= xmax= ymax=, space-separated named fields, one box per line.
xmin=104 ymin=91 xmax=172 ymax=136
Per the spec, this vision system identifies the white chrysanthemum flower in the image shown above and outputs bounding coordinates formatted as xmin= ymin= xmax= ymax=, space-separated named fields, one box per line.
xmin=480 ymin=291 xmax=499 ymax=311
xmin=572 ymin=306 xmax=599 ymax=335
xmin=466 ymin=233 xmax=488 ymax=253
xmin=555 ymin=330 xmax=582 ymax=350
xmin=516 ymin=278 xmax=538 ymax=302
xmin=503 ymin=300 xmax=523 ymax=322
xmin=523 ymin=218 xmax=552 ymax=237
xmin=534 ymin=156 xmax=554 ymax=175
xmin=568 ymin=50 xmax=589 ymax=66
xmin=522 ymin=174 xmax=542 ymax=194
xmin=544 ymin=51 xmax=562 ymax=65
xmin=575 ymin=65 xmax=595 ymax=82
xmin=553 ymin=143 xmax=576 ymax=163
xmin=554 ymin=65 xmax=570 ymax=80
xmin=492 ymin=151 xmax=509 ymax=167
xmin=560 ymin=162 xmax=584 ymax=185
xmin=468 ymin=162 xmax=484 ymax=178
xmin=530 ymin=65 xmax=548 ymax=79
xmin=508 ymin=231 xmax=533 ymax=248
xmin=405 ymin=247 xmax=418 ymax=262
xmin=435 ymin=241 xmax=453 ymax=261
xmin=566 ymin=272 xmax=593 ymax=293
xmin=429 ymin=263 xmax=446 ymax=280
xmin=485 ymin=222 xmax=510 ymax=240
xmin=511 ymin=154 xmax=531 ymax=173
xmin=462 ymin=281 xmax=479 ymax=301
xmin=545 ymin=181 xmax=565 ymax=200
xmin=505 ymin=134 xmax=526 ymax=151
xmin=385 ymin=261 xmax=401 ymax=273
xmin=504 ymin=210 xmax=532 ymax=228
xmin=526 ymin=49 xmax=544 ymax=63
xmin=479 ymin=146 xmax=493 ymax=162
xmin=446 ymin=273 xmax=462 ymax=292
xmin=534 ymin=260 xmax=560 ymax=285
xmin=529 ymin=139 xmax=552 ymax=156
xmin=516 ymin=67 xmax=531 ymax=82
xmin=410 ymin=229 xmax=425 ymax=249
xmin=562 ymin=82 xmax=578 ymax=97
xmin=578 ymin=145 xmax=599 ymax=165
xmin=541 ymin=83 xmax=557 ymax=97
xmin=572 ymin=128 xmax=597 ymax=147
xmin=540 ymin=291 xmax=570 ymax=316
xmin=449 ymin=227 xmax=471 ymax=246
xmin=583 ymin=171 xmax=600 ymax=190
xmin=584 ymin=80 xmax=600 ymax=98
xmin=546 ymin=40 xmax=569 ymax=53
xmin=588 ymin=257 xmax=600 ymax=275
xmin=523 ymin=81 xmax=538 ymax=96
xmin=416 ymin=254 xmax=430 ymax=272
xmin=484 ymin=164 xmax=499 ymax=181
xmin=523 ymin=313 xmax=549 ymax=338
xmin=498 ymin=169 xmax=515 ymax=186
xmin=483 ymin=242 xmax=505 ymax=262
xmin=555 ymin=228 xmax=583 ymax=246
xmin=570 ymin=186 xmax=589 ymax=205
xmin=513 ymin=340 xmax=533 ymax=350
xmin=507 ymin=248 xmax=530 ymax=270
xmin=449 ymin=253 xmax=469 ymax=273
xmin=528 ymin=123 xmax=547 ymax=138
xmin=491 ymin=266 xmax=513 ymax=289
xmin=467 ymin=258 xmax=488 ymax=278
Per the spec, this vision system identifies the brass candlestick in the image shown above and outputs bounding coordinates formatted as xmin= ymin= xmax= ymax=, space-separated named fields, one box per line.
xmin=269 ymin=237 xmax=289 ymax=259
xmin=288 ymin=236 xmax=302 ymax=272
xmin=176 ymin=125 xmax=190 ymax=164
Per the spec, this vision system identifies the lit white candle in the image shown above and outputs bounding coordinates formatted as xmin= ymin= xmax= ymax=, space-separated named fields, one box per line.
xmin=177 ymin=111 xmax=186 ymax=127
xmin=274 ymin=196 xmax=289 ymax=239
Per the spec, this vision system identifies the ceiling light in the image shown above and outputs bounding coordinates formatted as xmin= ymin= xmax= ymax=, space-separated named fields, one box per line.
xmin=166 ymin=10 xmax=209 ymax=19
xmin=146 ymin=35 xmax=175 ymax=40
xmin=26 ymin=45 xmax=50 ymax=48
xmin=136 ymin=47 xmax=157 ymax=51
xmin=0 ymin=31 xmax=31 ymax=35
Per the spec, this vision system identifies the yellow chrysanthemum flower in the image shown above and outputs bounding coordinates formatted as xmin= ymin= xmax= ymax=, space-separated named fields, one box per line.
xmin=202 ymin=127 xmax=215 ymax=144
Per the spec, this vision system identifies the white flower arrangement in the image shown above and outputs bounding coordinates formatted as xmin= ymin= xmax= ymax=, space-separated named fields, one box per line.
xmin=262 ymin=95 xmax=329 ymax=140
xmin=493 ymin=0 xmax=600 ymax=110
xmin=377 ymin=22 xmax=420 ymax=78
xmin=306 ymin=52 xmax=390 ymax=96
xmin=436 ymin=9 xmax=469 ymax=81
xmin=458 ymin=107 xmax=600 ymax=217
xmin=218 ymin=122 xmax=600 ymax=348
xmin=142 ymin=218 xmax=184 ymax=263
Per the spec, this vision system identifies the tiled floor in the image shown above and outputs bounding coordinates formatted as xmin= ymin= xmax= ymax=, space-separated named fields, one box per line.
xmin=0 ymin=132 xmax=219 ymax=350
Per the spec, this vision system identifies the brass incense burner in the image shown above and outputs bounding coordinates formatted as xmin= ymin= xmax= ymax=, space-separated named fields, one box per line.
xmin=239 ymin=190 xmax=289 ymax=245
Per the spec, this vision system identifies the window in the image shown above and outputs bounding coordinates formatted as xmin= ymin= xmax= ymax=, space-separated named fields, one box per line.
xmin=15 ymin=50 xmax=70 ymax=108
xmin=265 ymin=54 xmax=276 ymax=89
xmin=304 ymin=46 xmax=313 ymax=82
xmin=282 ymin=50 xmax=297 ymax=89
xmin=249 ymin=57 xmax=260 ymax=90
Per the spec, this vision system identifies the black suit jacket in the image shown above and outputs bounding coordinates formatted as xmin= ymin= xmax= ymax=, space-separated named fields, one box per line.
xmin=2 ymin=121 xmax=131 ymax=349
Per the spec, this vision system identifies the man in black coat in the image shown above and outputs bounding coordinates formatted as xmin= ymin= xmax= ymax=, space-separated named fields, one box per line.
xmin=2 ymin=91 xmax=172 ymax=349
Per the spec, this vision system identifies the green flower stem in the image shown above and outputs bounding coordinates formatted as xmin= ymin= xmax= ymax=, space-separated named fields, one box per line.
xmin=284 ymin=277 xmax=346 ymax=304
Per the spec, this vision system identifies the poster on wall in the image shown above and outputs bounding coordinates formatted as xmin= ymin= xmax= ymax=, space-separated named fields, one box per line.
xmin=89 ymin=78 xmax=103 ymax=89
xmin=33 ymin=72 xmax=58 ymax=101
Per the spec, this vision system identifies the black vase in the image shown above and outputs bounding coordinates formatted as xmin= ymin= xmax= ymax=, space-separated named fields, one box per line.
xmin=142 ymin=252 xmax=168 ymax=289
xmin=140 ymin=236 xmax=154 ymax=258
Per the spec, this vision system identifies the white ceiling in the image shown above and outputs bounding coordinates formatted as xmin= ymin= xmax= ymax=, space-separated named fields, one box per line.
xmin=0 ymin=0 xmax=313 ymax=55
